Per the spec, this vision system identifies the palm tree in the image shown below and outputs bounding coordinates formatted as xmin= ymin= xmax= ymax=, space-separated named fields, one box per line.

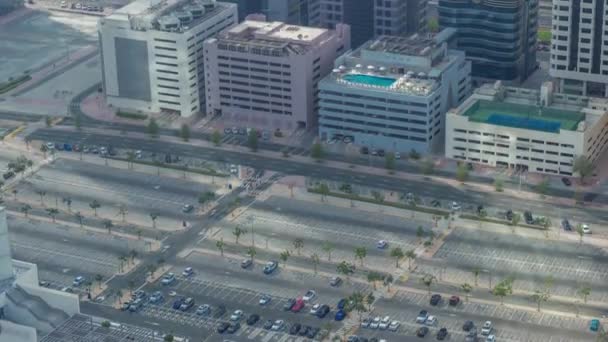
xmin=511 ymin=213 xmax=521 ymax=233
xmin=322 ymin=241 xmax=334 ymax=261
xmin=233 ymin=225 xmax=246 ymax=244
xmin=126 ymin=151 xmax=135 ymax=170
xmin=128 ymin=280 xmax=135 ymax=295
xmin=354 ymin=247 xmax=367 ymax=267
xmin=405 ymin=249 xmax=417 ymax=271
xmin=461 ymin=283 xmax=473 ymax=302
xmin=94 ymin=274 xmax=104 ymax=289
xmin=74 ymin=212 xmax=84 ymax=228
xmin=149 ymin=212 xmax=159 ymax=228
xmin=279 ymin=249 xmax=291 ymax=268
xmin=576 ymin=224 xmax=585 ymax=244
xmin=116 ymin=289 xmax=123 ymax=304
xmin=246 ymin=246 xmax=257 ymax=262
xmin=366 ymin=272 xmax=383 ymax=290
xmin=62 ymin=197 xmax=72 ymax=213
xmin=45 ymin=208 xmax=59 ymax=223
xmin=347 ymin=291 xmax=367 ymax=321
xmin=336 ymin=261 xmax=355 ymax=282
xmin=216 ymin=238 xmax=226 ymax=256
xmin=147 ymin=264 xmax=158 ymax=278
xmin=293 ymin=238 xmax=304 ymax=256
xmin=472 ymin=267 xmax=481 ymax=286
xmin=89 ymin=200 xmax=101 ymax=216
xmin=577 ymin=284 xmax=591 ymax=304
xmin=117 ymin=205 xmax=128 ymax=222
xmin=11 ymin=189 xmax=18 ymax=201
xmin=390 ymin=247 xmax=404 ymax=268
xmin=35 ymin=190 xmax=46 ymax=206
xmin=129 ymin=249 xmax=138 ymax=264
xmin=20 ymin=204 xmax=32 ymax=218
xmin=365 ymin=292 xmax=375 ymax=311
xmin=103 ymin=219 xmax=113 ymax=234
xmin=420 ymin=274 xmax=436 ymax=295
xmin=384 ymin=274 xmax=394 ymax=293
xmin=136 ymin=229 xmax=142 ymax=240
xmin=310 ymin=253 xmax=320 ymax=275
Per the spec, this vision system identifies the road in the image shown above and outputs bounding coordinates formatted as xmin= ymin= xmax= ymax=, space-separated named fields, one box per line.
xmin=27 ymin=129 xmax=608 ymax=228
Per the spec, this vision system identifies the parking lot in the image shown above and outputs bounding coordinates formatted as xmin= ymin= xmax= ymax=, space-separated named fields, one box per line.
xmin=417 ymin=226 xmax=608 ymax=302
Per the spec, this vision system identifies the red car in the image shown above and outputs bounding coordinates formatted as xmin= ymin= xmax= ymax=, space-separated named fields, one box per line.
xmin=291 ymin=298 xmax=305 ymax=312
xmin=449 ymin=295 xmax=460 ymax=306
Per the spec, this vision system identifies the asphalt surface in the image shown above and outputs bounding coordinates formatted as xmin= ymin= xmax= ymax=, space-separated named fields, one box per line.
xmin=27 ymin=129 xmax=608 ymax=228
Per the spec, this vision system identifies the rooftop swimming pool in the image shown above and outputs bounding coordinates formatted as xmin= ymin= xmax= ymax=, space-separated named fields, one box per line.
xmin=342 ymin=74 xmax=397 ymax=87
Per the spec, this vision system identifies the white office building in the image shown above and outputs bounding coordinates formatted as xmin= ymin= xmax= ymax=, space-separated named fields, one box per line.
xmin=445 ymin=81 xmax=608 ymax=176
xmin=549 ymin=0 xmax=608 ymax=96
xmin=318 ymin=30 xmax=471 ymax=154
xmin=99 ymin=0 xmax=238 ymax=117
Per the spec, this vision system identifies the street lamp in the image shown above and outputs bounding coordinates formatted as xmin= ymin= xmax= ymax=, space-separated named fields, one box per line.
xmin=482 ymin=269 xmax=492 ymax=289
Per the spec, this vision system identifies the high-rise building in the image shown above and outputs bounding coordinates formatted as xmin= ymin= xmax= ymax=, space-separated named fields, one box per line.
xmin=262 ymin=0 xmax=321 ymax=26
xmin=438 ymin=0 xmax=538 ymax=82
xmin=221 ymin=0 xmax=263 ymax=21
xmin=549 ymin=0 xmax=608 ymax=97
xmin=317 ymin=0 xmax=427 ymax=48
xmin=204 ymin=16 xmax=350 ymax=130
xmin=318 ymin=29 xmax=471 ymax=154
xmin=98 ymin=0 xmax=238 ymax=117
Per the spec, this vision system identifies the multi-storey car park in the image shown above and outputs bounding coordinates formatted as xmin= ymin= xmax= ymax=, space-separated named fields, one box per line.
xmin=318 ymin=29 xmax=471 ymax=154
xmin=445 ymin=81 xmax=608 ymax=176
xmin=98 ymin=0 xmax=238 ymax=117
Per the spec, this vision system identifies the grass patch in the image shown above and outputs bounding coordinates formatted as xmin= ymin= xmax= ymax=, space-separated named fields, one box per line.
xmin=0 ymin=75 xmax=32 ymax=94
xmin=116 ymin=111 xmax=148 ymax=120
xmin=308 ymin=188 xmax=449 ymax=216
xmin=108 ymin=156 xmax=229 ymax=178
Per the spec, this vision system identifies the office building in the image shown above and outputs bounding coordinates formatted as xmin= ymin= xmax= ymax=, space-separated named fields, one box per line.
xmin=99 ymin=0 xmax=238 ymax=117
xmin=317 ymin=0 xmax=427 ymax=48
xmin=318 ymin=29 xmax=471 ymax=154
xmin=204 ymin=17 xmax=350 ymax=130
xmin=0 ymin=0 xmax=22 ymax=15
xmin=222 ymin=0 xmax=263 ymax=21
xmin=438 ymin=0 xmax=538 ymax=82
xmin=445 ymin=81 xmax=608 ymax=176
xmin=262 ymin=0 xmax=321 ymax=26
xmin=549 ymin=0 xmax=608 ymax=97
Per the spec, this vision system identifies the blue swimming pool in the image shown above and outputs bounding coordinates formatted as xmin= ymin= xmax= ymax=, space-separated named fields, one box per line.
xmin=342 ymin=74 xmax=396 ymax=87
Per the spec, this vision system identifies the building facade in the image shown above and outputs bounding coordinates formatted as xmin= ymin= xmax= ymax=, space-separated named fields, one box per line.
xmin=99 ymin=0 xmax=238 ymax=117
xmin=438 ymin=0 xmax=538 ymax=83
xmin=222 ymin=0 xmax=263 ymax=21
xmin=204 ymin=17 xmax=350 ymax=130
xmin=318 ymin=31 xmax=471 ymax=154
xmin=262 ymin=0 xmax=321 ymax=26
xmin=445 ymin=81 xmax=608 ymax=176
xmin=549 ymin=0 xmax=608 ymax=97
xmin=317 ymin=0 xmax=427 ymax=48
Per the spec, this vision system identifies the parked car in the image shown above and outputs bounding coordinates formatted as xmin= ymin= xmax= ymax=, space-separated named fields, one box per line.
xmin=378 ymin=316 xmax=390 ymax=330
xmin=590 ymin=319 xmax=600 ymax=332
xmin=299 ymin=325 xmax=312 ymax=336
xmin=562 ymin=177 xmax=572 ymax=186
xmin=330 ymin=276 xmax=342 ymax=287
xmin=524 ymin=211 xmax=534 ymax=224
xmin=2 ymin=171 xmax=14 ymax=180
xmin=430 ymin=199 xmax=441 ymax=207
xmin=486 ymin=335 xmax=496 ymax=342
xmin=451 ymin=201 xmax=461 ymax=211
xmin=582 ymin=224 xmax=592 ymax=234
xmin=259 ymin=294 xmax=271 ymax=305
xmin=307 ymin=327 xmax=320 ymax=338
xmin=73 ymin=276 xmax=85 ymax=287
xmin=182 ymin=204 xmax=194 ymax=213
xmin=263 ymin=319 xmax=273 ymax=330
xmin=370 ymin=316 xmax=381 ymax=329
xmin=148 ymin=291 xmax=163 ymax=304
xmin=437 ymin=327 xmax=448 ymax=340
xmin=360 ymin=147 xmax=369 ymax=155
xmin=226 ymin=322 xmax=240 ymax=334
xmin=361 ymin=317 xmax=371 ymax=328
xmin=263 ymin=260 xmax=278 ymax=274
xmin=172 ymin=297 xmax=185 ymax=310
xmin=216 ymin=322 xmax=230 ymax=333
xmin=388 ymin=321 xmax=401 ymax=332
xmin=416 ymin=326 xmax=429 ymax=337
xmin=425 ymin=315 xmax=437 ymax=326
xmin=416 ymin=310 xmax=428 ymax=324
xmin=120 ymin=301 xmax=131 ymax=311
xmin=462 ymin=320 xmax=475 ymax=331
xmin=337 ymin=298 xmax=347 ymax=310
xmin=376 ymin=240 xmax=388 ymax=249
xmin=241 ymin=258 xmax=253 ymax=268
xmin=195 ymin=304 xmax=211 ymax=315
xmin=561 ymin=219 xmax=572 ymax=231
xmin=161 ymin=273 xmax=176 ymax=285
xmin=214 ymin=305 xmax=226 ymax=318
xmin=246 ymin=313 xmax=260 ymax=325
xmin=310 ymin=303 xmax=321 ymax=315
xmin=316 ymin=304 xmax=330 ymax=318
xmin=182 ymin=267 xmax=194 ymax=277
xmin=230 ymin=310 xmax=244 ymax=321
xmin=449 ymin=295 xmax=460 ymax=306
xmin=179 ymin=297 xmax=195 ymax=311
xmin=430 ymin=294 xmax=442 ymax=306
xmin=283 ymin=298 xmax=296 ymax=311
xmin=271 ymin=320 xmax=284 ymax=331
xmin=303 ymin=290 xmax=316 ymax=302
xmin=505 ymin=210 xmax=514 ymax=221
xmin=289 ymin=323 xmax=302 ymax=335
xmin=481 ymin=321 xmax=493 ymax=335
xmin=291 ymin=298 xmax=305 ymax=312
xmin=335 ymin=309 xmax=346 ymax=321
xmin=128 ymin=298 xmax=144 ymax=312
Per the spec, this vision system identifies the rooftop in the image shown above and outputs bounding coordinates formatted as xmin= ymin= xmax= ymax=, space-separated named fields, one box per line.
xmin=364 ymin=34 xmax=438 ymax=57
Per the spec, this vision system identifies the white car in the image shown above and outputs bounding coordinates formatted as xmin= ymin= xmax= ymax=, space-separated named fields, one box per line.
xmin=230 ymin=310 xmax=243 ymax=321
xmin=310 ymin=303 xmax=321 ymax=315
xmin=376 ymin=240 xmax=388 ymax=249
xmin=370 ymin=316 xmax=381 ymax=329
xmin=360 ymin=317 xmax=371 ymax=328
xmin=425 ymin=315 xmax=437 ymax=326
xmin=302 ymin=290 xmax=316 ymax=302
xmin=45 ymin=142 xmax=55 ymax=150
xmin=582 ymin=224 xmax=592 ymax=234
xmin=486 ymin=335 xmax=496 ymax=342
xmin=388 ymin=321 xmax=401 ymax=332
xmin=259 ymin=294 xmax=271 ymax=305
xmin=451 ymin=202 xmax=461 ymax=211
xmin=394 ymin=152 xmax=401 ymax=159
xmin=378 ymin=316 xmax=391 ymax=330
xmin=415 ymin=310 xmax=428 ymax=324
xmin=60 ymin=1 xmax=67 ymax=7
xmin=168 ymin=291 xmax=177 ymax=297
xmin=182 ymin=267 xmax=194 ymax=277
xmin=481 ymin=321 xmax=493 ymax=335
xmin=271 ymin=320 xmax=284 ymax=331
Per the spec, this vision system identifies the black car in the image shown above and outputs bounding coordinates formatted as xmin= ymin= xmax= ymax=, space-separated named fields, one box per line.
xmin=246 ymin=314 xmax=260 ymax=326
xmin=263 ymin=319 xmax=273 ymax=330
xmin=2 ymin=171 xmax=14 ymax=180
xmin=307 ymin=327 xmax=320 ymax=338
xmin=505 ymin=210 xmax=514 ymax=221
xmin=316 ymin=304 xmax=330 ymax=318
xmin=562 ymin=177 xmax=572 ymax=186
xmin=430 ymin=294 xmax=442 ymax=306
xmin=377 ymin=149 xmax=385 ymax=157
xmin=524 ymin=211 xmax=534 ymax=224
xmin=216 ymin=322 xmax=230 ymax=333
xmin=416 ymin=326 xmax=429 ymax=337
xmin=289 ymin=323 xmax=302 ymax=335
xmin=227 ymin=322 xmax=240 ymax=334
xmin=299 ymin=325 xmax=311 ymax=336
xmin=360 ymin=146 xmax=369 ymax=155
xmin=214 ymin=305 xmax=226 ymax=318
xmin=430 ymin=199 xmax=441 ymax=207
xmin=462 ymin=320 xmax=474 ymax=331
xmin=283 ymin=298 xmax=296 ymax=311
xmin=562 ymin=219 xmax=572 ymax=231
xmin=477 ymin=205 xmax=484 ymax=214
xmin=437 ymin=327 xmax=448 ymax=340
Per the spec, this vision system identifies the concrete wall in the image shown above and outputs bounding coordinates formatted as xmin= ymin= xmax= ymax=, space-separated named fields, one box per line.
xmin=19 ymin=284 xmax=79 ymax=317
xmin=0 ymin=320 xmax=37 ymax=342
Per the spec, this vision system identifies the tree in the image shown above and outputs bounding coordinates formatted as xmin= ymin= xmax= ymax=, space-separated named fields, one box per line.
xmin=126 ymin=151 xmax=135 ymax=170
xmin=211 ymin=130 xmax=222 ymax=146
xmin=147 ymin=118 xmax=159 ymax=138
xmin=35 ymin=190 xmax=46 ymax=206
xmin=149 ymin=212 xmax=159 ymax=228
xmin=233 ymin=225 xmax=246 ymax=244
xmin=95 ymin=274 xmax=103 ymax=288
xmin=371 ymin=190 xmax=384 ymax=206
xmin=365 ymin=292 xmax=375 ymax=311
xmin=293 ymin=238 xmax=304 ymax=255
xmin=405 ymin=249 xmax=417 ymax=271
xmin=354 ymin=247 xmax=367 ymax=266
xmin=390 ymin=247 xmax=404 ymax=268
xmin=311 ymin=142 xmax=324 ymax=161
xmin=179 ymin=123 xmax=190 ymax=142
xmin=198 ymin=191 xmax=216 ymax=209
xmin=246 ymin=246 xmax=256 ymax=262
xmin=577 ymin=284 xmax=591 ymax=304
xmin=216 ymin=238 xmax=225 ymax=256
xmin=45 ymin=116 xmax=52 ymax=127
xmin=129 ymin=249 xmax=138 ymax=263
xmin=420 ymin=274 xmax=436 ymax=295
xmin=164 ymin=335 xmax=174 ymax=342
xmin=147 ymin=264 xmax=158 ymax=278
xmin=117 ymin=205 xmax=128 ymax=222
xmin=428 ymin=17 xmax=439 ymax=32
xmin=45 ymin=208 xmax=59 ymax=223
xmin=385 ymin=152 xmax=395 ymax=172
xmin=247 ymin=129 xmax=258 ymax=152
xmin=310 ymin=253 xmax=320 ymax=275
xmin=531 ymin=276 xmax=554 ymax=312
xmin=40 ymin=144 xmax=48 ymax=158
xmin=62 ymin=197 xmax=72 ymax=212
xmin=347 ymin=291 xmax=367 ymax=321
xmin=316 ymin=183 xmax=330 ymax=202
xmin=510 ymin=213 xmax=521 ymax=233
xmin=494 ymin=178 xmax=504 ymax=192
xmin=366 ymin=272 xmax=383 ymax=290
xmin=492 ymin=277 xmax=514 ymax=305
xmin=20 ymin=204 xmax=32 ymax=218
xmin=136 ymin=229 xmax=142 ymax=240
xmin=322 ymin=241 xmax=334 ymax=261
xmin=74 ymin=212 xmax=84 ymax=228
xmin=472 ymin=267 xmax=480 ymax=286
xmin=536 ymin=178 xmax=549 ymax=197
xmin=103 ymin=219 xmax=113 ymax=234
xmin=573 ymin=155 xmax=595 ymax=184
xmin=89 ymin=200 xmax=100 ymax=216
xmin=461 ymin=283 xmax=473 ymax=302
xmin=384 ymin=274 xmax=394 ymax=292
xmin=337 ymin=261 xmax=355 ymax=281
xmin=542 ymin=218 xmax=552 ymax=238
xmin=279 ymin=249 xmax=290 ymax=268
xmin=408 ymin=149 xmax=420 ymax=160
xmin=456 ymin=163 xmax=469 ymax=183
xmin=101 ymin=320 xmax=111 ymax=328
xmin=576 ymin=223 xmax=585 ymax=244
xmin=416 ymin=226 xmax=425 ymax=241
xmin=420 ymin=159 xmax=434 ymax=175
